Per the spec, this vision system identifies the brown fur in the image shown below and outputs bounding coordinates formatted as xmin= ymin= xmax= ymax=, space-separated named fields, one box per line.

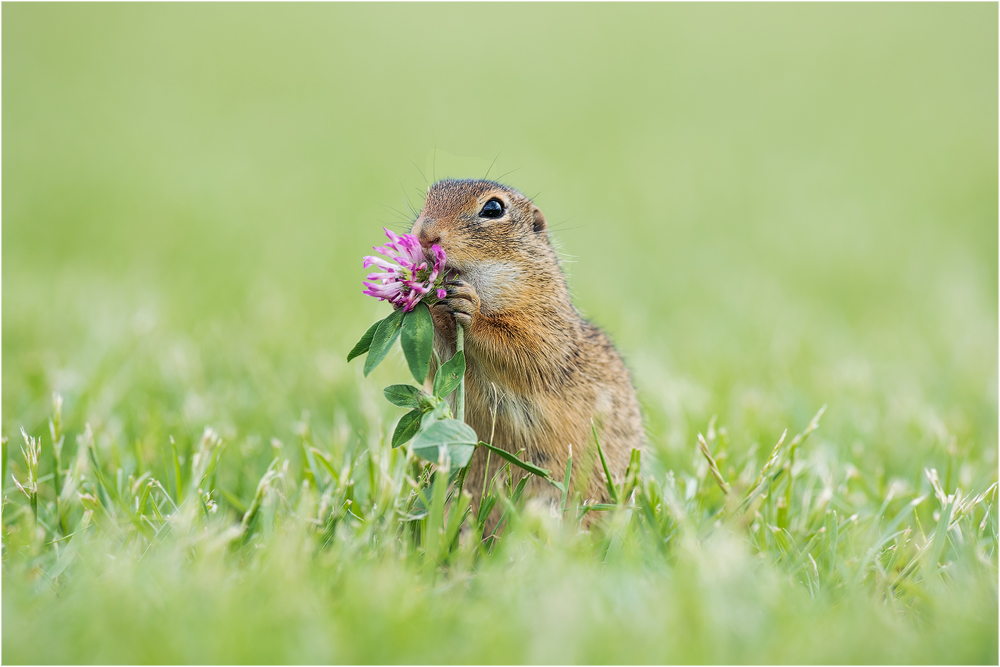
xmin=410 ymin=179 xmax=643 ymax=529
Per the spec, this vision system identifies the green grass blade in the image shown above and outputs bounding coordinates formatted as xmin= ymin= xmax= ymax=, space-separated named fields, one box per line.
xmin=300 ymin=440 xmax=322 ymax=487
xmin=308 ymin=447 xmax=340 ymax=483
xmin=423 ymin=456 xmax=450 ymax=576
xmin=477 ymin=494 xmax=497 ymax=535
xmin=740 ymin=429 xmax=787 ymax=509
xmin=1 ymin=436 xmax=7 ymax=494
xmin=169 ymin=436 xmax=182 ymax=503
xmin=491 ymin=475 xmax=530 ymax=548
xmin=622 ymin=448 xmax=641 ymax=501
xmin=923 ymin=495 xmax=956 ymax=581
xmin=443 ymin=489 xmax=472 ymax=559
xmin=698 ymin=432 xmax=731 ymax=496
xmin=478 ymin=440 xmax=552 ymax=480
xmin=560 ymin=450 xmax=573 ymax=516
xmin=592 ymin=422 xmax=619 ymax=505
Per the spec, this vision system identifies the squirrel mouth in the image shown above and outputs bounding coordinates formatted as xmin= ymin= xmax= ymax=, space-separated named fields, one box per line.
xmin=423 ymin=247 xmax=461 ymax=281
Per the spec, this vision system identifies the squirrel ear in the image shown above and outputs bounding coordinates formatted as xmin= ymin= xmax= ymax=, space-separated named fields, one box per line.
xmin=531 ymin=205 xmax=547 ymax=233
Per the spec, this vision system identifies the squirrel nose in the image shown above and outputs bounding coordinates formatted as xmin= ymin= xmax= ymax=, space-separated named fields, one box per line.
xmin=415 ymin=220 xmax=441 ymax=248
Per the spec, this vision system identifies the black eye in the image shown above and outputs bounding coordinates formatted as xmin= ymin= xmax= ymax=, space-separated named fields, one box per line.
xmin=479 ymin=198 xmax=505 ymax=219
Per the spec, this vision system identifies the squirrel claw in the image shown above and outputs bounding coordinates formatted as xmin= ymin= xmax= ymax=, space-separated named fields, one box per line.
xmin=431 ymin=280 xmax=480 ymax=330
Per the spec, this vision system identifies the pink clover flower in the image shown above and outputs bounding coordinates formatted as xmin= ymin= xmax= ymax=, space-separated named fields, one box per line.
xmin=362 ymin=228 xmax=448 ymax=312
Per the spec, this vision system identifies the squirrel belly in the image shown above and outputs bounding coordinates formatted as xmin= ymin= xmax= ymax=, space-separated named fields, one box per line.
xmin=412 ymin=179 xmax=643 ymax=529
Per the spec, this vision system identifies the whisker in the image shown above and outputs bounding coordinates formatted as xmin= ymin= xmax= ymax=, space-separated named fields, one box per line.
xmin=376 ymin=219 xmax=413 ymax=232
xmin=496 ymin=166 xmax=522 ymax=182
xmin=410 ymin=160 xmax=428 ymax=188
xmin=398 ymin=182 xmax=419 ymax=219
xmin=379 ymin=203 xmax=417 ymax=225
xmin=484 ymin=150 xmax=503 ymax=180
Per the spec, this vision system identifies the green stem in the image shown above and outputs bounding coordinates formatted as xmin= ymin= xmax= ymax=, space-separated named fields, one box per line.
xmin=455 ymin=324 xmax=465 ymax=423
xmin=451 ymin=322 xmax=470 ymax=493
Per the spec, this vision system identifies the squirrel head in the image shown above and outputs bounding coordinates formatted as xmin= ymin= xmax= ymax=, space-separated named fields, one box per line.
xmin=410 ymin=179 xmax=549 ymax=279
xmin=410 ymin=179 xmax=556 ymax=312
xmin=411 ymin=178 xmax=571 ymax=316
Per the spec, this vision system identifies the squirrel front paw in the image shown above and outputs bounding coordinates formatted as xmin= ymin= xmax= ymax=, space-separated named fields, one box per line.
xmin=433 ymin=280 xmax=480 ymax=329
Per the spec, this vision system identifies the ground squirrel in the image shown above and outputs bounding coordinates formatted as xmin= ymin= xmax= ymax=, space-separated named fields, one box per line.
xmin=410 ymin=179 xmax=643 ymax=525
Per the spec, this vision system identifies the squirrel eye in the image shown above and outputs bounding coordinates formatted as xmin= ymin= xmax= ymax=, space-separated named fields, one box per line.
xmin=479 ymin=198 xmax=505 ymax=219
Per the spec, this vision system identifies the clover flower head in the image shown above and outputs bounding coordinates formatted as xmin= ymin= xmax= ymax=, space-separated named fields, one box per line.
xmin=362 ymin=228 xmax=447 ymax=312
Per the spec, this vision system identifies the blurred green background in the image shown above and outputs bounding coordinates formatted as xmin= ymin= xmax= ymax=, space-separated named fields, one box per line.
xmin=2 ymin=3 xmax=997 ymax=663
xmin=5 ymin=2 xmax=996 ymax=472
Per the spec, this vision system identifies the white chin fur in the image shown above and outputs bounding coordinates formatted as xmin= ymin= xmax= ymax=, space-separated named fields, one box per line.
xmin=459 ymin=260 xmax=521 ymax=310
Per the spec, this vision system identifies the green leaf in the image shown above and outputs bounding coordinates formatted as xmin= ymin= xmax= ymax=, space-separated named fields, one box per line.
xmin=420 ymin=401 xmax=449 ymax=430
xmin=477 ymin=441 xmax=552 ymax=480
xmin=412 ymin=418 xmax=477 ymax=468
xmin=363 ymin=309 xmax=404 ymax=376
xmin=401 ymin=303 xmax=434 ymax=384
xmin=433 ymin=350 xmax=465 ymax=398
xmin=347 ymin=319 xmax=383 ymax=362
xmin=383 ymin=384 xmax=423 ymax=409
xmin=391 ymin=409 xmax=423 ymax=448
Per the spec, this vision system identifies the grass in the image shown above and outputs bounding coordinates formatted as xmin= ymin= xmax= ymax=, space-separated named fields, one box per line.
xmin=3 ymin=3 xmax=998 ymax=664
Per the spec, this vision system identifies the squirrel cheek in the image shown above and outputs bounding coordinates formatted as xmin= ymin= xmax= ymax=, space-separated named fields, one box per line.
xmin=462 ymin=261 xmax=521 ymax=311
